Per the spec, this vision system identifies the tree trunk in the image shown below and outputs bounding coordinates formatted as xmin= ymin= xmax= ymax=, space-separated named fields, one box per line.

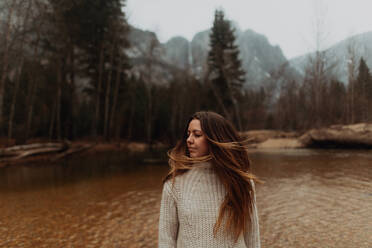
xmin=109 ymin=55 xmax=122 ymax=137
xmin=25 ymin=9 xmax=42 ymax=141
xmin=25 ymin=74 xmax=37 ymax=140
xmin=232 ymin=99 xmax=242 ymax=131
xmin=8 ymin=59 xmax=24 ymax=141
xmin=8 ymin=0 xmax=31 ymax=142
xmin=145 ymin=83 xmax=153 ymax=147
xmin=103 ymin=42 xmax=116 ymax=140
xmin=92 ymin=43 xmax=105 ymax=138
xmin=170 ymin=88 xmax=178 ymax=145
xmin=351 ymin=83 xmax=355 ymax=123
xmin=56 ymin=60 xmax=62 ymax=140
xmin=127 ymin=84 xmax=135 ymax=141
xmin=0 ymin=1 xmax=16 ymax=127
xmin=67 ymin=42 xmax=76 ymax=139
xmin=49 ymin=99 xmax=56 ymax=140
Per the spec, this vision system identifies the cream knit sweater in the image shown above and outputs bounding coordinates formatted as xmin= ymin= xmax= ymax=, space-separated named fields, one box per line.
xmin=158 ymin=162 xmax=260 ymax=248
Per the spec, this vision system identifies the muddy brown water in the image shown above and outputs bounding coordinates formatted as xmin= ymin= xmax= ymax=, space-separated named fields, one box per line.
xmin=0 ymin=149 xmax=371 ymax=247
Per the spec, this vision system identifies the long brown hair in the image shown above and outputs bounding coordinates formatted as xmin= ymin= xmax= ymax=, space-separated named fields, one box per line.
xmin=164 ymin=111 xmax=260 ymax=242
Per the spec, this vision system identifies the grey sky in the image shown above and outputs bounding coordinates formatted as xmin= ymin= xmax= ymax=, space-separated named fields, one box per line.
xmin=126 ymin=0 xmax=372 ymax=59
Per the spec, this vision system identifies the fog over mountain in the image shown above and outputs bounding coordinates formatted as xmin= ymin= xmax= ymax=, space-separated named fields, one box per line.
xmin=187 ymin=28 xmax=296 ymax=85
xmin=127 ymin=26 xmax=372 ymax=87
xmin=289 ymin=31 xmax=372 ymax=83
xmin=127 ymin=26 xmax=297 ymax=87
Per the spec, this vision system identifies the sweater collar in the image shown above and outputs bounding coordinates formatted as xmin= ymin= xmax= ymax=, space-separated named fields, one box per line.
xmin=192 ymin=161 xmax=212 ymax=169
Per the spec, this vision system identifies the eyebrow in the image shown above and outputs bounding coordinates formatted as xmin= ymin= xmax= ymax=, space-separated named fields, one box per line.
xmin=187 ymin=129 xmax=202 ymax=133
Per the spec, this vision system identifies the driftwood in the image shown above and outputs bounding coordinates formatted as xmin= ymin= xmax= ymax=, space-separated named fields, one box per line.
xmin=0 ymin=142 xmax=68 ymax=162
xmin=0 ymin=142 xmax=97 ymax=166
xmin=0 ymin=150 xmax=20 ymax=157
xmin=8 ymin=146 xmax=65 ymax=161
xmin=0 ymin=142 xmax=67 ymax=153
xmin=51 ymin=144 xmax=95 ymax=162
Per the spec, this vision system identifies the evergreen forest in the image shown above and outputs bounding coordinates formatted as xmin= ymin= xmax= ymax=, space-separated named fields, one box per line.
xmin=1 ymin=1 xmax=372 ymax=146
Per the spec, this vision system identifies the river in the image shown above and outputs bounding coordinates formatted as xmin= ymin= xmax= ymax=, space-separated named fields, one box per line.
xmin=0 ymin=149 xmax=371 ymax=247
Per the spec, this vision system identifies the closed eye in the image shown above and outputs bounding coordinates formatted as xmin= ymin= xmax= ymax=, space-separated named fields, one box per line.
xmin=187 ymin=131 xmax=203 ymax=137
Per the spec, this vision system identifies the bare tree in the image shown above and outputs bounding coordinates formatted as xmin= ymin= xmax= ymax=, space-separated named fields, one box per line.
xmin=346 ymin=38 xmax=359 ymax=124
xmin=25 ymin=0 xmax=47 ymax=140
xmin=0 ymin=0 xmax=17 ymax=128
xmin=8 ymin=0 xmax=33 ymax=141
xmin=301 ymin=0 xmax=337 ymax=127
xmin=92 ymin=43 xmax=105 ymax=138
xmin=145 ymin=39 xmax=157 ymax=147
xmin=274 ymin=80 xmax=299 ymax=130
xmin=103 ymin=40 xmax=116 ymax=140
xmin=109 ymin=54 xmax=122 ymax=139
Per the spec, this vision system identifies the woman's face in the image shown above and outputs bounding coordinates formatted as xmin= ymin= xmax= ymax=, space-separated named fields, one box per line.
xmin=186 ymin=119 xmax=209 ymax=158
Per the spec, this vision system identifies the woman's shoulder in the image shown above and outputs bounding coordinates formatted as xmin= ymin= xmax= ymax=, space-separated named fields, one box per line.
xmin=166 ymin=166 xmax=205 ymax=186
xmin=163 ymin=162 xmax=215 ymax=189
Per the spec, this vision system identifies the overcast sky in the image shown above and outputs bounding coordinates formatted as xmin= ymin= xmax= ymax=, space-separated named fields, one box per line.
xmin=126 ymin=0 xmax=372 ymax=59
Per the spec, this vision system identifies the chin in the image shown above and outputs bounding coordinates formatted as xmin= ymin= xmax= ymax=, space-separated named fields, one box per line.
xmin=189 ymin=153 xmax=198 ymax=158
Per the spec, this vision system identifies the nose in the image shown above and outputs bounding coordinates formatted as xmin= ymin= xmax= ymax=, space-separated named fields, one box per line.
xmin=187 ymin=134 xmax=194 ymax=144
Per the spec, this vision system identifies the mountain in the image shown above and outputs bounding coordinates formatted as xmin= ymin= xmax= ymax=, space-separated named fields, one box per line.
xmin=127 ymin=26 xmax=297 ymax=86
xmin=237 ymin=29 xmax=291 ymax=84
xmin=289 ymin=31 xmax=372 ymax=83
xmin=164 ymin=36 xmax=190 ymax=69
xmin=127 ymin=27 xmax=176 ymax=85
xmin=187 ymin=28 xmax=297 ymax=85
xmin=190 ymin=30 xmax=211 ymax=77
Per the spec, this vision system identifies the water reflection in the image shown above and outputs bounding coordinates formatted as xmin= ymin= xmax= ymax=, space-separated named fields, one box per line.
xmin=0 ymin=149 xmax=371 ymax=247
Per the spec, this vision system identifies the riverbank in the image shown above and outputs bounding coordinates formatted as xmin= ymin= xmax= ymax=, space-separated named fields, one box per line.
xmin=0 ymin=140 xmax=167 ymax=168
xmin=242 ymin=122 xmax=372 ymax=149
xmin=1 ymin=122 xmax=371 ymax=167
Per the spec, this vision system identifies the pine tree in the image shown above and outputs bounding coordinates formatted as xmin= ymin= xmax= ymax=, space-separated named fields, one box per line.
xmin=207 ymin=10 xmax=245 ymax=129
xmin=356 ymin=57 xmax=372 ymax=122
xmin=39 ymin=0 xmax=131 ymax=139
xmin=71 ymin=0 xmax=131 ymax=137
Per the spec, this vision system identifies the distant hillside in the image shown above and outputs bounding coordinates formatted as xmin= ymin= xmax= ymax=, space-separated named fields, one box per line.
xmin=126 ymin=27 xmax=177 ymax=85
xmin=127 ymin=26 xmax=300 ymax=87
xmin=188 ymin=28 xmax=297 ymax=86
xmin=290 ymin=31 xmax=372 ymax=83
xmin=164 ymin=36 xmax=190 ymax=69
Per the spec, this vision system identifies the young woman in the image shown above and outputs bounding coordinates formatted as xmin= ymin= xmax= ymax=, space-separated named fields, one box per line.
xmin=158 ymin=111 xmax=260 ymax=248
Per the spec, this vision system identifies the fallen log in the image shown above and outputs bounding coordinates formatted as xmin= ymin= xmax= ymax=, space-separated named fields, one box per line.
xmin=0 ymin=146 xmax=66 ymax=162
xmin=50 ymin=144 xmax=95 ymax=162
xmin=0 ymin=142 xmax=69 ymax=163
xmin=0 ymin=150 xmax=21 ymax=157
xmin=0 ymin=142 xmax=68 ymax=153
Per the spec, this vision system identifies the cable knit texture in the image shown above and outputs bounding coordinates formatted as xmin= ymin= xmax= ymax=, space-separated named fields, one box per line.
xmin=158 ymin=162 xmax=260 ymax=248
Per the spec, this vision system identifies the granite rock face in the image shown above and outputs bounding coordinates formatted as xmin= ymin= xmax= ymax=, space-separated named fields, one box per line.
xmin=290 ymin=31 xmax=372 ymax=84
xmin=127 ymin=26 xmax=296 ymax=87
xmin=164 ymin=36 xmax=190 ymax=69
xmin=189 ymin=29 xmax=297 ymax=86
xmin=242 ymin=123 xmax=372 ymax=149
xmin=299 ymin=123 xmax=372 ymax=148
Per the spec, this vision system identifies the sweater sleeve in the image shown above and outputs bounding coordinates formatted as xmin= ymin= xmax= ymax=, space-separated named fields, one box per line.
xmin=158 ymin=181 xmax=179 ymax=248
xmin=244 ymin=180 xmax=261 ymax=248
